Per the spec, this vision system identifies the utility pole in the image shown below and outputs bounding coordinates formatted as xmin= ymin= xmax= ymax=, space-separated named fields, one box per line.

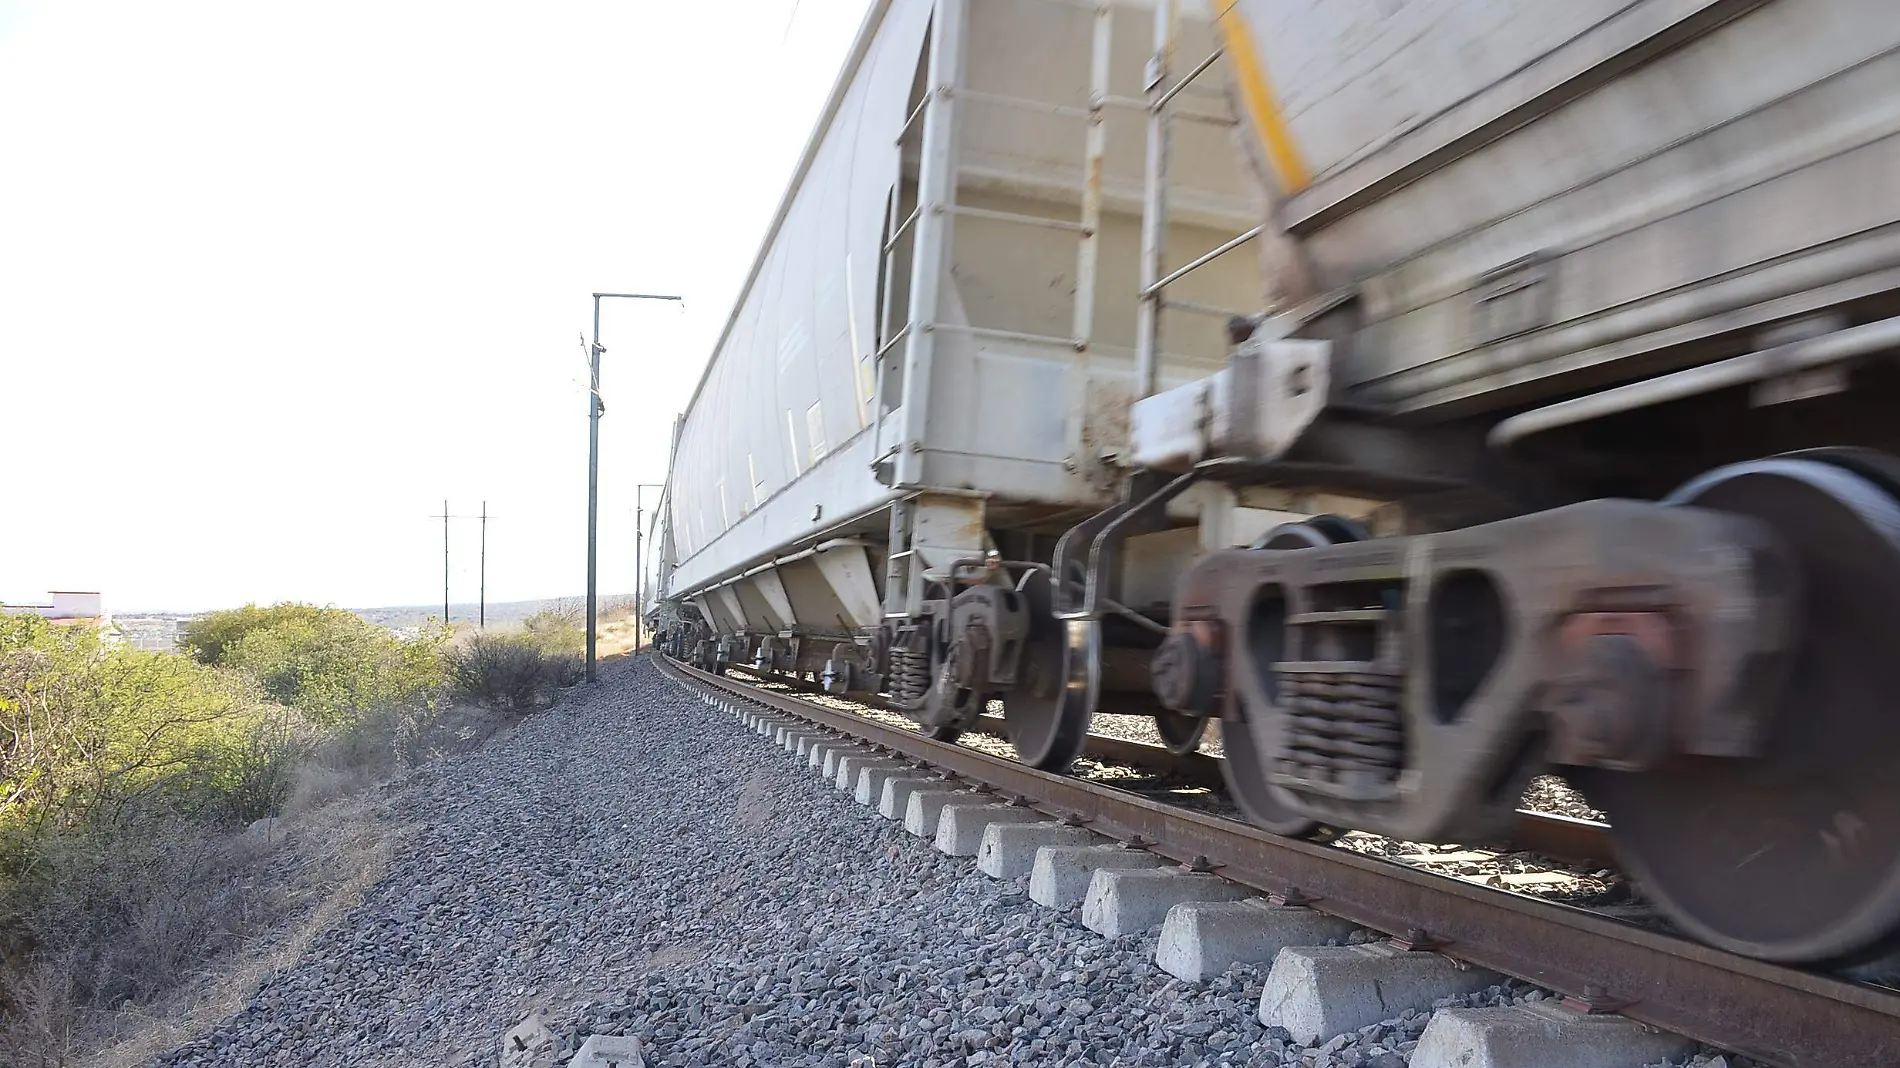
xmin=436 ymin=499 xmax=450 ymax=623
xmin=429 ymin=503 xmax=490 ymax=628
xmin=635 ymin=506 xmax=643 ymax=649
xmin=585 ymin=291 xmax=683 ymax=682
xmin=635 ymin=482 xmax=664 ymax=651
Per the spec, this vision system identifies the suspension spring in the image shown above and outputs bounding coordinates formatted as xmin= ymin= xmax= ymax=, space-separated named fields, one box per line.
xmin=1272 ymin=666 xmax=1406 ymax=802
xmin=890 ymin=645 xmax=931 ymax=707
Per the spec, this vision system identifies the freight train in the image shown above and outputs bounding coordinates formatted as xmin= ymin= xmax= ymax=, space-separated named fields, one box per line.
xmin=654 ymin=0 xmax=1900 ymax=967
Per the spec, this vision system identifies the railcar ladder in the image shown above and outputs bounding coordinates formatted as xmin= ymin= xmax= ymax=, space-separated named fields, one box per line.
xmin=874 ymin=0 xmax=1247 ymax=618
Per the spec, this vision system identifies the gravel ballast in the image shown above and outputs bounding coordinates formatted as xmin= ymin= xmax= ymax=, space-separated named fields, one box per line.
xmin=149 ymin=658 xmax=1742 ymax=1068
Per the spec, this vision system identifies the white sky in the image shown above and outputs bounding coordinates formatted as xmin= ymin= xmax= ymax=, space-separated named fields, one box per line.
xmin=0 ymin=0 xmax=873 ymax=613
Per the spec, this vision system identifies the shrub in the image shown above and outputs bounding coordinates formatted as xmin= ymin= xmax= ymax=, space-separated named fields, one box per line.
xmin=0 ymin=616 xmax=282 ymax=846
xmin=0 ymin=800 xmax=388 ymax=1068
xmin=445 ymin=633 xmax=582 ymax=712
xmin=217 ymin=704 xmax=312 ymax=822
xmin=0 ymin=600 xmax=602 ymax=1064
xmin=310 ymin=701 xmax=442 ymax=772
xmin=2 ymin=818 xmax=265 ymax=1011
xmin=519 ymin=608 xmax=584 ymax=657
xmin=183 ymin=604 xmax=447 ymax=728
xmin=0 ymin=617 xmax=302 ymax=1063
xmin=0 ymin=604 xmax=479 ymax=1065
xmin=179 ymin=603 xmax=334 ymax=667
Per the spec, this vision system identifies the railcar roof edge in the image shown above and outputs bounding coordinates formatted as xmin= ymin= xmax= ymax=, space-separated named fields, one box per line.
xmin=671 ymin=0 xmax=897 ymax=425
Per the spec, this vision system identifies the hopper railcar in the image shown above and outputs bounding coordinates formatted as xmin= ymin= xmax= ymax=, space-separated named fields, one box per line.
xmin=658 ymin=0 xmax=1900 ymax=965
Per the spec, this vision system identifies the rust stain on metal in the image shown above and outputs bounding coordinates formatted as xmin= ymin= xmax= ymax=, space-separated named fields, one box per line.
xmin=1078 ymin=378 xmax=1134 ymax=493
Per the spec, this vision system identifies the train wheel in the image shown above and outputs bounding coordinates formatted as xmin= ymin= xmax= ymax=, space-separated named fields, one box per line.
xmin=1153 ymin=711 xmax=1207 ymax=755
xmin=1222 ymin=517 xmax=1368 ymax=839
xmin=1220 ymin=718 xmax=1335 ymax=840
xmin=1250 ymin=513 xmax=1369 ymax=550
xmin=1003 ymin=570 xmax=1093 ymax=771
xmin=1579 ymin=456 xmax=1900 ymax=963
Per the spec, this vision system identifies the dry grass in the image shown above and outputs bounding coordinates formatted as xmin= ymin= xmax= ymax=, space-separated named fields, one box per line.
xmin=594 ymin=596 xmax=646 ymax=659
xmin=0 ymin=701 xmax=521 ymax=1068
xmin=0 ymin=621 xmax=580 ymax=1067
xmin=596 ymin=617 xmax=645 ymax=658
xmin=75 ymin=798 xmax=404 ymax=1068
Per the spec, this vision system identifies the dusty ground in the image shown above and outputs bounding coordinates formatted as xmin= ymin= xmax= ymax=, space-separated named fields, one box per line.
xmin=65 ymin=700 xmax=529 ymax=1068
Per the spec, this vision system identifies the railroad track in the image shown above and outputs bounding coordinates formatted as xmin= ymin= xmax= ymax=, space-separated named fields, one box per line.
xmin=725 ymin=663 xmax=1617 ymax=871
xmin=657 ymin=653 xmax=1900 ymax=1068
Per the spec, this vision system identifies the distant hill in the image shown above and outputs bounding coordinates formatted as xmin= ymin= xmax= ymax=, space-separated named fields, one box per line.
xmin=112 ymin=594 xmax=640 ymax=641
xmin=349 ymin=594 xmax=636 ymax=632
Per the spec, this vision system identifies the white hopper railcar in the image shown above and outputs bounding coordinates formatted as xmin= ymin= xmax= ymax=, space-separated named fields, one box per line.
xmin=661 ymin=0 xmax=1900 ymax=966
xmin=660 ymin=0 xmax=1307 ymax=750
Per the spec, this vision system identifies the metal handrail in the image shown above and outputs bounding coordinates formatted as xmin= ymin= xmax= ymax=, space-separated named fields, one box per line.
xmin=1140 ymin=225 xmax=1264 ymax=298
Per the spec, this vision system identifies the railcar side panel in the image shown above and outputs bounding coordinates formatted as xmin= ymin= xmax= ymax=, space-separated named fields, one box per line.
xmin=1228 ymin=0 xmax=1900 ymax=414
xmin=665 ymin=2 xmax=930 ymax=596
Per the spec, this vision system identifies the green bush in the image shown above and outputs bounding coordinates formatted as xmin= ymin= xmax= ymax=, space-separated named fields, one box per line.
xmin=184 ymin=604 xmax=446 ymax=728
xmin=0 ymin=604 xmax=573 ymax=1056
xmin=0 ymin=616 xmax=286 ymax=851
xmin=519 ymin=608 xmax=584 ymax=657
xmin=0 ymin=617 xmax=301 ymax=1060
xmin=179 ymin=603 xmax=334 ymax=667
xmin=0 ymin=605 xmax=464 ymax=1062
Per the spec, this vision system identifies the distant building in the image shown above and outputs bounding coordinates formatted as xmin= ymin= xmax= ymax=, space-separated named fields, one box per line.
xmin=2 ymin=590 xmax=122 ymax=643
xmin=3 ymin=590 xmax=105 ymax=620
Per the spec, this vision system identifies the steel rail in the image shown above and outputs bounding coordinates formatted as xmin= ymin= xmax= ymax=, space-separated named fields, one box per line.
xmin=659 ymin=654 xmax=1900 ymax=1068
xmin=723 ymin=663 xmax=1615 ymax=867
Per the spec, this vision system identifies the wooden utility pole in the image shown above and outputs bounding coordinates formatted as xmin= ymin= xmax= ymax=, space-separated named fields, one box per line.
xmin=430 ymin=502 xmax=492 ymax=627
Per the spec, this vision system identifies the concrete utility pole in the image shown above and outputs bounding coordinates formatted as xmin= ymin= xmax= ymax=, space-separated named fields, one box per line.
xmin=435 ymin=499 xmax=451 ymax=623
xmin=586 ymin=292 xmax=683 ymax=682
xmin=634 ymin=482 xmax=664 ymax=651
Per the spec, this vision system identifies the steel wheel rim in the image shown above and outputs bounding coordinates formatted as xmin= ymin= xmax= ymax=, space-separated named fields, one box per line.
xmin=1220 ymin=711 xmax=1326 ymax=838
xmin=1002 ymin=571 xmax=1093 ymax=770
xmin=1153 ymin=711 xmax=1207 ymax=756
xmin=1585 ymin=457 xmax=1900 ymax=963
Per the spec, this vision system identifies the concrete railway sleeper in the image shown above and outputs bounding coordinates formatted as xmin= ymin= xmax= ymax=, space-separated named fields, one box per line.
xmin=658 ymin=653 xmax=1900 ymax=1068
xmin=723 ymin=661 xmax=1619 ymax=872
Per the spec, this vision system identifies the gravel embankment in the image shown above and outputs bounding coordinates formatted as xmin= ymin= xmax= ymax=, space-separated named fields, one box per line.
xmin=149 ymin=658 xmax=1737 ymax=1068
